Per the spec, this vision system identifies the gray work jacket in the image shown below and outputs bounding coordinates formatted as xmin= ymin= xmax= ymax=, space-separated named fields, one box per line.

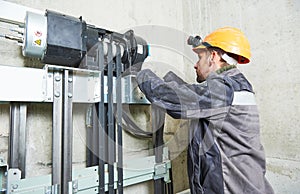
xmin=136 ymin=68 xmax=274 ymax=194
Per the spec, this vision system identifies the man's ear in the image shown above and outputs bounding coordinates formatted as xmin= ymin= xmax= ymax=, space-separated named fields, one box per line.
xmin=211 ymin=50 xmax=217 ymax=60
xmin=211 ymin=50 xmax=222 ymax=63
xmin=208 ymin=51 xmax=216 ymax=66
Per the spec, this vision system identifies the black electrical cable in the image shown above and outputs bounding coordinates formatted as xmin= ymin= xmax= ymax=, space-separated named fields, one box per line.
xmin=121 ymin=109 xmax=153 ymax=138
xmin=107 ymin=41 xmax=115 ymax=194
xmin=98 ymin=42 xmax=106 ymax=194
xmin=116 ymin=44 xmax=124 ymax=194
xmin=152 ymin=105 xmax=166 ymax=194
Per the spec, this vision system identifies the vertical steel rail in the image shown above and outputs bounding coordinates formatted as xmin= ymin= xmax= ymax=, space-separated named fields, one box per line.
xmin=52 ymin=71 xmax=63 ymax=193
xmin=8 ymin=104 xmax=20 ymax=169
xmin=115 ymin=44 xmax=123 ymax=194
xmin=152 ymin=105 xmax=166 ymax=194
xmin=107 ymin=41 xmax=115 ymax=194
xmin=8 ymin=103 xmax=27 ymax=178
xmin=86 ymin=105 xmax=94 ymax=167
xmin=52 ymin=69 xmax=73 ymax=194
xmin=18 ymin=104 xmax=27 ymax=178
xmin=167 ymin=168 xmax=174 ymax=194
xmin=61 ymin=70 xmax=73 ymax=194
xmin=92 ymin=105 xmax=100 ymax=166
xmin=97 ymin=42 xmax=106 ymax=194
xmin=86 ymin=105 xmax=99 ymax=167
xmin=86 ymin=104 xmax=99 ymax=167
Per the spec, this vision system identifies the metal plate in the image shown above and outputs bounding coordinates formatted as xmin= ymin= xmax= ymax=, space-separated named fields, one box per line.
xmin=0 ymin=65 xmax=47 ymax=102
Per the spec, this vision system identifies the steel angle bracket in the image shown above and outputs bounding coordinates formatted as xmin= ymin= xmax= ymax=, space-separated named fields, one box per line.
xmin=121 ymin=75 xmax=150 ymax=104
xmin=153 ymin=160 xmax=171 ymax=183
xmin=153 ymin=147 xmax=172 ymax=183
xmin=45 ymin=65 xmax=101 ymax=103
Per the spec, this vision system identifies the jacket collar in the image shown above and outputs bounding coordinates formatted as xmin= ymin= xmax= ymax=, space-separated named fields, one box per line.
xmin=219 ymin=66 xmax=241 ymax=76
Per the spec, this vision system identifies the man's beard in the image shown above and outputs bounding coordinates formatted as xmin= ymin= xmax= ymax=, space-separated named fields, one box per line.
xmin=196 ymin=74 xmax=205 ymax=83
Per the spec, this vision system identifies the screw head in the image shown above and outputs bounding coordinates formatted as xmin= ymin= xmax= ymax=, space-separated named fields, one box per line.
xmin=73 ymin=183 xmax=77 ymax=189
xmin=12 ymin=184 xmax=18 ymax=189
xmin=55 ymin=76 xmax=61 ymax=81
xmin=54 ymin=92 xmax=60 ymax=97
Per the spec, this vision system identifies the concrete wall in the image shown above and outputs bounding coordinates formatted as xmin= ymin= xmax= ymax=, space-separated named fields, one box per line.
xmin=1 ymin=0 xmax=300 ymax=193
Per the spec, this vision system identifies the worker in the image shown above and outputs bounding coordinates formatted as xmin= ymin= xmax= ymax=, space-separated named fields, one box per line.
xmin=135 ymin=27 xmax=274 ymax=194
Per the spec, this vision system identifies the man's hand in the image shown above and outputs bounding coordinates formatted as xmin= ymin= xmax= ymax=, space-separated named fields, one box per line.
xmin=130 ymin=62 xmax=143 ymax=73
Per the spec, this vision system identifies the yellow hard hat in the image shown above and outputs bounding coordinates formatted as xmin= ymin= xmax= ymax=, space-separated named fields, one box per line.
xmin=193 ymin=27 xmax=251 ymax=64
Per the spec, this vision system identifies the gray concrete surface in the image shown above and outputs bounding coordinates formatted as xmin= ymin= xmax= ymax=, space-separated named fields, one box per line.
xmin=0 ymin=0 xmax=299 ymax=193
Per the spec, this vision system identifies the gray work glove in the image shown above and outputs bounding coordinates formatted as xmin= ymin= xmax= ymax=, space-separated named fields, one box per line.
xmin=130 ymin=62 xmax=143 ymax=73
xmin=123 ymin=62 xmax=143 ymax=76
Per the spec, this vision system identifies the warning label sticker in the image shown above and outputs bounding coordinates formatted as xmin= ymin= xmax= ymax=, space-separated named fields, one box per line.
xmin=34 ymin=39 xmax=41 ymax=46
xmin=32 ymin=30 xmax=43 ymax=47
xmin=34 ymin=30 xmax=42 ymax=37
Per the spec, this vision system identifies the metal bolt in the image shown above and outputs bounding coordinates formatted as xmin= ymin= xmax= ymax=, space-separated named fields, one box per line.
xmin=68 ymin=77 xmax=73 ymax=83
xmin=55 ymin=76 xmax=61 ymax=81
xmin=73 ymin=183 xmax=77 ymax=189
xmin=45 ymin=190 xmax=51 ymax=194
xmin=54 ymin=92 xmax=60 ymax=97
xmin=45 ymin=186 xmax=52 ymax=194
xmin=68 ymin=93 xmax=73 ymax=98
xmin=12 ymin=184 xmax=18 ymax=189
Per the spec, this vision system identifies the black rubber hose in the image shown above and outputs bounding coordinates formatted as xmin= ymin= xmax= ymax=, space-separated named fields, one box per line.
xmin=121 ymin=109 xmax=153 ymax=138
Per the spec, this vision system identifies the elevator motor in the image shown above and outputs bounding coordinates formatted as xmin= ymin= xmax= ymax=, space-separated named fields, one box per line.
xmin=14 ymin=10 xmax=148 ymax=70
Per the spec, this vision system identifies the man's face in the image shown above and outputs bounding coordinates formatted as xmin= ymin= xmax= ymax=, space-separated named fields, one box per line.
xmin=194 ymin=49 xmax=212 ymax=83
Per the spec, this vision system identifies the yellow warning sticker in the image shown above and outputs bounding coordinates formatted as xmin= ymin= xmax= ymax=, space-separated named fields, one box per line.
xmin=34 ymin=39 xmax=41 ymax=46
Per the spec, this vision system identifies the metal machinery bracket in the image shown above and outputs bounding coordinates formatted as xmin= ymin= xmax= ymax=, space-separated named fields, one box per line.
xmin=0 ymin=1 xmax=172 ymax=193
xmin=0 ymin=64 xmax=172 ymax=194
xmin=154 ymin=147 xmax=172 ymax=183
xmin=3 ymin=156 xmax=171 ymax=194
xmin=0 ymin=64 xmax=149 ymax=104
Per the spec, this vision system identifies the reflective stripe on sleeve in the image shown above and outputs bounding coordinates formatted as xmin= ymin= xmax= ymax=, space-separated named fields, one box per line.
xmin=232 ymin=91 xmax=256 ymax=105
